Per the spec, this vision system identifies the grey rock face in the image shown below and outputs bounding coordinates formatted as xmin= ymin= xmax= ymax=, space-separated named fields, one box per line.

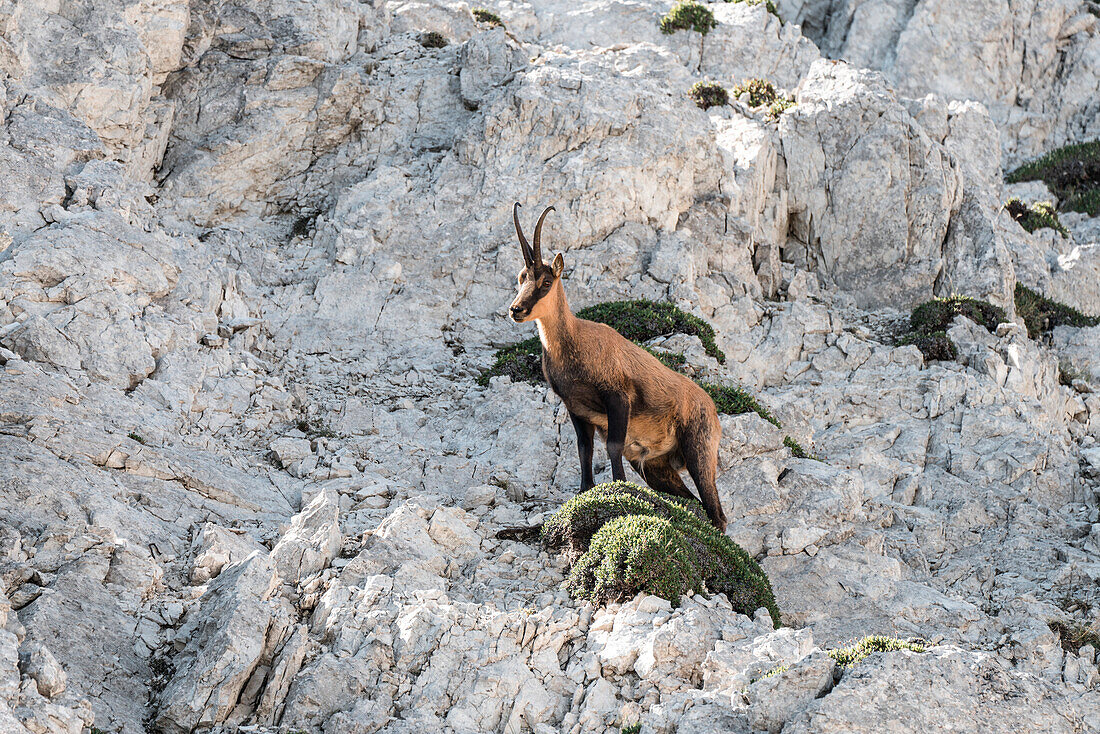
xmin=781 ymin=61 xmax=962 ymax=309
xmin=1 ymin=0 xmax=1100 ymax=732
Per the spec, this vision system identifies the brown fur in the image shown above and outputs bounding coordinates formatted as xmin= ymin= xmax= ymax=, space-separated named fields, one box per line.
xmin=508 ymin=203 xmax=728 ymax=531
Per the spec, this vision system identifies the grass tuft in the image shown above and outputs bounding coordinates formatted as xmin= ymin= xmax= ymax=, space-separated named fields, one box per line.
xmin=659 ymin=1 xmax=718 ymax=35
xmin=127 ymin=432 xmax=146 ymax=445
xmin=1014 ymin=283 xmax=1100 ymax=338
xmin=621 ymin=723 xmax=642 ymax=734
xmin=1006 ymin=139 xmax=1100 ymax=216
xmin=1049 ymin=620 xmax=1100 ymax=654
xmin=768 ymin=95 xmax=796 ymax=118
xmin=543 ymin=481 xmax=780 ymax=620
xmin=729 ymin=78 xmax=793 ymax=119
xmin=1005 ymin=198 xmax=1068 ymax=238
xmin=689 ymin=81 xmax=729 ymax=110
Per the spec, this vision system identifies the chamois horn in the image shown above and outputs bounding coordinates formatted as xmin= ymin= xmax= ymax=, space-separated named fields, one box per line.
xmin=513 ymin=202 xmax=533 ymax=265
xmin=532 ymin=206 xmax=555 ymax=265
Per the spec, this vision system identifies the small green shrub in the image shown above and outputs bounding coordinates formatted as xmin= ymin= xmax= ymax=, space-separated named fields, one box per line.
xmin=1015 ymin=283 xmax=1100 ymax=338
xmin=577 ymin=300 xmax=725 ymax=363
xmin=827 ymin=636 xmax=925 ymax=668
xmin=1005 ymin=198 xmax=1068 ymax=238
xmin=1058 ymin=359 xmax=1090 ymax=388
xmin=477 ymin=336 xmax=542 ymax=386
xmin=472 ymin=7 xmax=504 ymax=27
xmin=783 ymin=436 xmax=816 ymax=459
xmin=1049 ymin=620 xmax=1100 ymax=654
xmin=689 ymin=81 xmax=729 ymax=110
xmin=726 ymin=0 xmax=781 ymax=19
xmin=749 ymin=663 xmax=790 ymax=684
xmin=768 ymin=95 xmax=796 ymax=118
xmin=543 ymin=481 xmax=780 ymax=621
xmin=897 ymin=330 xmax=957 ymax=362
xmin=895 ymin=295 xmax=1004 ymax=362
xmin=659 ymin=1 xmax=718 ymax=35
xmin=296 ymin=417 xmax=337 ymax=439
xmin=650 ymin=348 xmax=687 ymax=372
xmin=127 ymin=432 xmax=146 ymax=445
xmin=621 ymin=723 xmax=642 ymax=734
xmin=1006 ymin=139 xmax=1100 ymax=216
xmin=420 ymin=31 xmax=448 ymax=48
xmin=731 ymin=78 xmax=778 ymax=108
xmin=910 ymin=295 xmax=1006 ymax=335
xmin=699 ymin=383 xmax=779 ymax=426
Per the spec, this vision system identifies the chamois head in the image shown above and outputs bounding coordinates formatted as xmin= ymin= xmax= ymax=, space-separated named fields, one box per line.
xmin=509 ymin=202 xmax=564 ymax=323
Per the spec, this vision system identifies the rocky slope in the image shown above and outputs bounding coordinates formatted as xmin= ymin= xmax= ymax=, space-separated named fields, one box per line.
xmin=1 ymin=0 xmax=1100 ymax=732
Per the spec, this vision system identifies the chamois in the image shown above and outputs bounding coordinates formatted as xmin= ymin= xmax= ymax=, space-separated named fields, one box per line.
xmin=508 ymin=203 xmax=729 ymax=532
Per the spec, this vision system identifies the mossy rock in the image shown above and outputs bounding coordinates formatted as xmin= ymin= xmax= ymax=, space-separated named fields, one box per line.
xmin=477 ymin=337 xmax=542 ymax=387
xmin=826 ymin=635 xmax=925 ymax=668
xmin=659 ymin=1 xmax=718 ymax=35
xmin=1006 ymin=139 xmax=1100 ymax=217
xmin=1005 ymin=198 xmax=1068 ymax=238
xmin=1014 ymin=283 xmax=1100 ymax=338
xmin=543 ymin=481 xmax=780 ymax=622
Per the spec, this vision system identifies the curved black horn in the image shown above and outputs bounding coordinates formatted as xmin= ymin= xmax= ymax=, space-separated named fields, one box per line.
xmin=513 ymin=202 xmax=533 ymax=265
xmin=532 ymin=206 xmax=555 ymax=265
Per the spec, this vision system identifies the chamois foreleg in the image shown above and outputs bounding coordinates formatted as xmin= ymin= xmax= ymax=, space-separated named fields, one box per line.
xmin=680 ymin=415 xmax=727 ymax=532
xmin=569 ymin=411 xmax=596 ymax=492
xmin=600 ymin=390 xmax=629 ymax=482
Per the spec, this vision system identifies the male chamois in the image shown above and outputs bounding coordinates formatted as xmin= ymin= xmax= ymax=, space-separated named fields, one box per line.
xmin=508 ymin=203 xmax=728 ymax=532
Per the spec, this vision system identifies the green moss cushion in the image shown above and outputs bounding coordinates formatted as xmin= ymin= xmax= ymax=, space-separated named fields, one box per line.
xmin=543 ymin=481 xmax=780 ymax=623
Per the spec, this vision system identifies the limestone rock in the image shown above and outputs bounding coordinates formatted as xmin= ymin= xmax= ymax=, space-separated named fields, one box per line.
xmin=155 ymin=553 xmax=290 ymax=733
xmin=18 ymin=642 xmax=66 ymax=698
xmin=781 ymin=60 xmax=962 ymax=309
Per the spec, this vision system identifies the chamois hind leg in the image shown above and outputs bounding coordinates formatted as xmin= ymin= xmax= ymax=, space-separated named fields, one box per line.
xmin=631 ymin=457 xmax=695 ymax=501
xmin=680 ymin=416 xmax=727 ymax=532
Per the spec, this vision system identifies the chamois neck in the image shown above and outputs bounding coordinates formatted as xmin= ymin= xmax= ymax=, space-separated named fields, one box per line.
xmin=534 ymin=281 xmax=575 ymax=354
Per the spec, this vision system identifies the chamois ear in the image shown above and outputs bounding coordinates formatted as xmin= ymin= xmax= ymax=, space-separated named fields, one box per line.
xmin=551 ymin=252 xmax=564 ymax=278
